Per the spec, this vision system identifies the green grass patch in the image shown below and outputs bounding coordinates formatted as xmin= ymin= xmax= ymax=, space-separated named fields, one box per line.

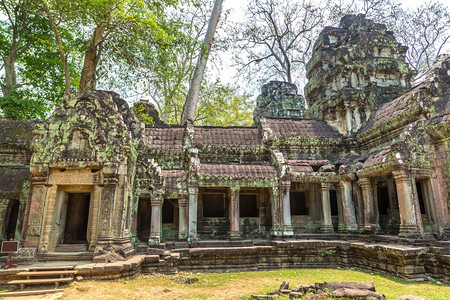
xmin=61 ymin=268 xmax=450 ymax=300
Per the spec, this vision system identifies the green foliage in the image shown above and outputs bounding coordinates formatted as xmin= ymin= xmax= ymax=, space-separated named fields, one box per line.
xmin=0 ymin=0 xmax=81 ymax=119
xmin=196 ymin=80 xmax=254 ymax=126
xmin=131 ymin=100 xmax=158 ymax=125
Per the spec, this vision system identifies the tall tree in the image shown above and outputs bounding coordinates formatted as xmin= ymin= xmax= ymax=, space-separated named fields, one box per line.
xmin=41 ymin=0 xmax=174 ymax=92
xmin=230 ymin=0 xmax=324 ymax=91
xmin=325 ymin=0 xmax=450 ymax=82
xmin=182 ymin=0 xmax=224 ymax=124
xmin=0 ymin=0 xmax=73 ymax=118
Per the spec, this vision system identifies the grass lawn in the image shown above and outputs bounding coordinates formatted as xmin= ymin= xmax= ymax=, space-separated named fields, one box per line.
xmin=58 ymin=268 xmax=450 ymax=300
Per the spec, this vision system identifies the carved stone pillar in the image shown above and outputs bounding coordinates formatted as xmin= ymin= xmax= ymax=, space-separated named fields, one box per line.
xmin=39 ymin=184 xmax=57 ymax=252
xmin=178 ymin=196 xmax=189 ymax=239
xmin=339 ymin=180 xmax=357 ymax=232
xmin=393 ymin=170 xmax=422 ymax=236
xmin=387 ymin=179 xmax=400 ymax=220
xmin=355 ymin=182 xmax=365 ymax=232
xmin=88 ymin=185 xmax=102 ymax=251
xmin=270 ymin=185 xmax=283 ymax=236
xmin=422 ymin=178 xmax=443 ymax=235
xmin=359 ymin=177 xmax=376 ymax=233
xmin=188 ymin=186 xmax=199 ymax=241
xmin=281 ymin=181 xmax=294 ymax=236
xmin=229 ymin=186 xmax=240 ymax=239
xmin=320 ymin=182 xmax=333 ymax=232
xmin=98 ymin=178 xmax=117 ymax=239
xmin=149 ymin=196 xmax=163 ymax=245
xmin=335 ymin=183 xmax=344 ymax=232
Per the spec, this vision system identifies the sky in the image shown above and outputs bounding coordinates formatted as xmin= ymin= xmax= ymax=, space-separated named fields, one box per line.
xmin=213 ymin=0 xmax=430 ymax=91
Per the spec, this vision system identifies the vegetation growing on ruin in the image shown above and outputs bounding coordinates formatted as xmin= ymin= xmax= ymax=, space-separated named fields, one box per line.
xmin=56 ymin=268 xmax=450 ymax=299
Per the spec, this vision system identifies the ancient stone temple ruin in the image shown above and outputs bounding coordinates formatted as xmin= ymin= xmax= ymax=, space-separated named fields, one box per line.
xmin=1 ymin=15 xmax=449 ymax=282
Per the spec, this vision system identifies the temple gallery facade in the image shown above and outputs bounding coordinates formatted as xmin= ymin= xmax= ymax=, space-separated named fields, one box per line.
xmin=0 ymin=15 xmax=449 ymax=264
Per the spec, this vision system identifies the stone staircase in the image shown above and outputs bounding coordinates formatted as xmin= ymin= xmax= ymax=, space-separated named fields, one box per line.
xmin=54 ymin=244 xmax=88 ymax=252
xmin=0 ymin=266 xmax=77 ymax=297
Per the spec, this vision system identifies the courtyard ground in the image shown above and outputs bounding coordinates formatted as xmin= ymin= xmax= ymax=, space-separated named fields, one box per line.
xmin=56 ymin=268 xmax=450 ymax=299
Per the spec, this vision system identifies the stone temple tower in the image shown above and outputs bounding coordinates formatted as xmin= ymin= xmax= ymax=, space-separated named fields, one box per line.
xmin=304 ymin=14 xmax=416 ymax=136
xmin=253 ymin=81 xmax=305 ymax=125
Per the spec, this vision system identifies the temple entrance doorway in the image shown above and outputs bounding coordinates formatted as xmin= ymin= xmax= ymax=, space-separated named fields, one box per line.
xmin=63 ymin=193 xmax=90 ymax=244
xmin=137 ymin=197 xmax=151 ymax=243
xmin=415 ymin=181 xmax=431 ymax=233
xmin=5 ymin=200 xmax=20 ymax=240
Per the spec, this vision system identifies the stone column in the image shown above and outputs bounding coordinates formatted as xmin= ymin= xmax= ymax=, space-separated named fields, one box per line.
xmin=40 ymin=184 xmax=57 ymax=252
xmin=149 ymin=195 xmax=163 ymax=245
xmin=270 ymin=185 xmax=283 ymax=236
xmin=188 ymin=186 xmax=199 ymax=241
xmin=359 ymin=177 xmax=376 ymax=233
xmin=422 ymin=178 xmax=444 ymax=235
xmin=355 ymin=182 xmax=365 ymax=232
xmin=320 ymin=182 xmax=333 ymax=232
xmin=393 ymin=170 xmax=422 ymax=236
xmin=335 ymin=183 xmax=344 ymax=232
xmin=339 ymin=180 xmax=358 ymax=232
xmin=178 ymin=196 xmax=189 ymax=239
xmin=387 ymin=179 xmax=400 ymax=219
xmin=88 ymin=185 xmax=102 ymax=251
xmin=281 ymin=181 xmax=294 ymax=236
xmin=229 ymin=186 xmax=240 ymax=239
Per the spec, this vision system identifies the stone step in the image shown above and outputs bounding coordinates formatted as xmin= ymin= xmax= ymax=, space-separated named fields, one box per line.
xmin=17 ymin=270 xmax=78 ymax=277
xmin=8 ymin=277 xmax=73 ymax=290
xmin=8 ymin=278 xmax=73 ymax=285
xmin=0 ymin=288 xmax=64 ymax=297
xmin=28 ymin=266 xmax=74 ymax=271
xmin=54 ymin=244 xmax=87 ymax=252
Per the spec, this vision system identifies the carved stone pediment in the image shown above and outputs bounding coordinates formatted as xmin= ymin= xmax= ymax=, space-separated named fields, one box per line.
xmin=31 ymin=91 xmax=138 ymax=167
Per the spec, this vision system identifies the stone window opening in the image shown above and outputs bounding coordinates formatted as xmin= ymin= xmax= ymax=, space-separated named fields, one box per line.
xmin=162 ymin=199 xmax=176 ymax=224
xmin=377 ymin=185 xmax=390 ymax=216
xmin=5 ymin=200 xmax=20 ymax=240
xmin=137 ymin=197 xmax=151 ymax=243
xmin=63 ymin=193 xmax=90 ymax=244
xmin=203 ymin=193 xmax=226 ymax=218
xmin=240 ymin=194 xmax=258 ymax=218
xmin=290 ymin=192 xmax=309 ymax=216
xmin=415 ymin=181 xmax=426 ymax=215
xmin=329 ymin=190 xmax=338 ymax=216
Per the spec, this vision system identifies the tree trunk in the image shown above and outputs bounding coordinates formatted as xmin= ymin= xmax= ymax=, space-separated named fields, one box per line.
xmin=3 ymin=55 xmax=17 ymax=97
xmin=181 ymin=0 xmax=224 ymax=124
xmin=79 ymin=24 xmax=106 ymax=92
xmin=42 ymin=3 xmax=71 ymax=93
xmin=2 ymin=55 xmax=18 ymax=118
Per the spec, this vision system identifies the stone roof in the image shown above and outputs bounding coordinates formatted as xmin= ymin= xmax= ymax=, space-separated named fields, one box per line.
xmin=145 ymin=126 xmax=185 ymax=150
xmin=162 ymin=170 xmax=187 ymax=191
xmin=199 ymin=164 xmax=277 ymax=179
xmin=286 ymin=160 xmax=314 ymax=173
xmin=194 ymin=127 xmax=261 ymax=147
xmin=372 ymin=84 xmax=426 ymax=128
xmin=263 ymin=118 xmax=342 ymax=138
xmin=0 ymin=119 xmax=40 ymax=148
xmin=0 ymin=167 xmax=31 ymax=197
xmin=363 ymin=148 xmax=391 ymax=168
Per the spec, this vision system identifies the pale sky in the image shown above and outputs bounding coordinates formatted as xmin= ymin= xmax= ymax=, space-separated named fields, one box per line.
xmin=214 ymin=0 xmax=430 ymax=89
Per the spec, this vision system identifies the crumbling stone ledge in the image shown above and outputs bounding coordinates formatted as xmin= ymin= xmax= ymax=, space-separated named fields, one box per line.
xmin=0 ymin=240 xmax=449 ymax=284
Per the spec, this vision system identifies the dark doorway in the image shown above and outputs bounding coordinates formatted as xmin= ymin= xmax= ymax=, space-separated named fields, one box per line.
xmin=240 ymin=195 xmax=258 ymax=217
xmin=203 ymin=193 xmax=225 ymax=217
xmin=137 ymin=198 xmax=151 ymax=242
xmin=377 ymin=186 xmax=390 ymax=215
xmin=162 ymin=199 xmax=175 ymax=223
xmin=63 ymin=193 xmax=90 ymax=244
xmin=290 ymin=192 xmax=308 ymax=215
xmin=330 ymin=190 xmax=338 ymax=216
xmin=6 ymin=200 xmax=20 ymax=240
xmin=416 ymin=182 xmax=426 ymax=214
